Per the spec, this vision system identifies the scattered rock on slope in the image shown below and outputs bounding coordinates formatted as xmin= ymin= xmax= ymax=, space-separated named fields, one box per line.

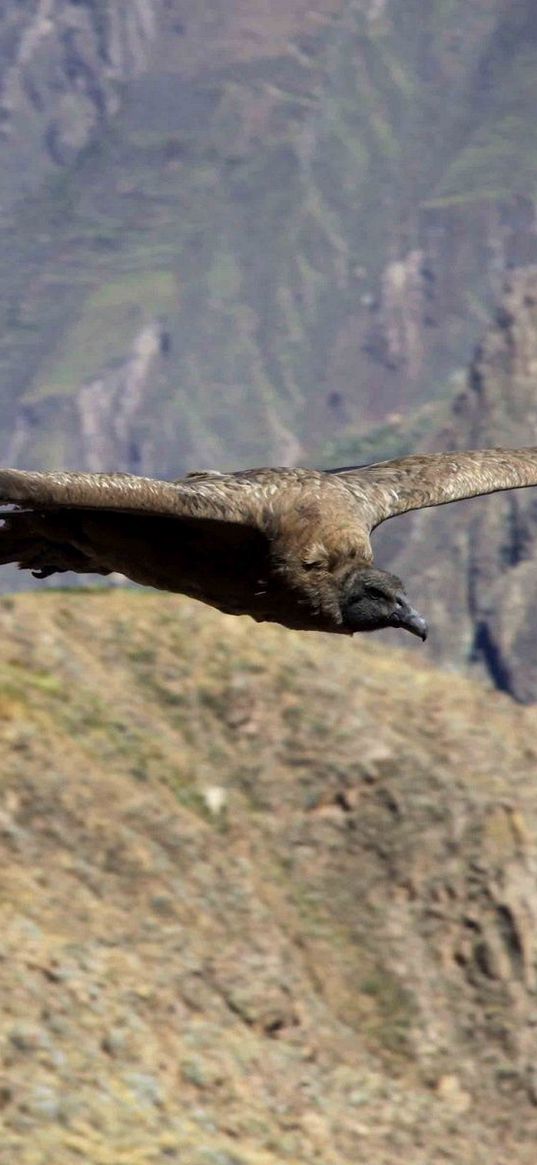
xmin=0 ymin=591 xmax=536 ymax=1161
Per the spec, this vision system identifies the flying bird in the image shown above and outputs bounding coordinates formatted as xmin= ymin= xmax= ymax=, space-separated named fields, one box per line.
xmin=0 ymin=448 xmax=536 ymax=640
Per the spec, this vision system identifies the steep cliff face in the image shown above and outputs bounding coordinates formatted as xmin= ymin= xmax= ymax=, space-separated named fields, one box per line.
xmin=384 ymin=268 xmax=537 ymax=702
xmin=0 ymin=0 xmax=157 ymax=206
xmin=2 ymin=1 xmax=537 ymax=474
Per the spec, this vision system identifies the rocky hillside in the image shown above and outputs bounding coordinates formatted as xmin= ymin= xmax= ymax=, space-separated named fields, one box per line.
xmin=2 ymin=1 xmax=537 ymax=473
xmin=384 ymin=267 xmax=537 ymax=703
xmin=1 ymin=590 xmax=537 ymax=1162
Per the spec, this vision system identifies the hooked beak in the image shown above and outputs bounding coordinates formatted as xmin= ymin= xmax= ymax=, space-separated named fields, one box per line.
xmin=390 ymin=595 xmax=428 ymax=642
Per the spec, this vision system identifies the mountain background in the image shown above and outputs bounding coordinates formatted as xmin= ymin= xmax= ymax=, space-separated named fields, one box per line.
xmin=2 ymin=0 xmax=537 ymax=473
xmin=3 ymin=7 xmax=537 ymax=1163
xmin=2 ymin=1 xmax=537 ymax=696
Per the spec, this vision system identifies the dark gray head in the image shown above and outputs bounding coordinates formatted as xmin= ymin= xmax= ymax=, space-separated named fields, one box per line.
xmin=340 ymin=566 xmax=428 ymax=640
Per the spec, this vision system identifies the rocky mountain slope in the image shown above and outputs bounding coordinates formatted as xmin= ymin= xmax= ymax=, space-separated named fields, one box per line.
xmin=2 ymin=1 xmax=537 ymax=473
xmin=384 ymin=267 xmax=537 ymax=703
xmin=1 ymin=590 xmax=537 ymax=1162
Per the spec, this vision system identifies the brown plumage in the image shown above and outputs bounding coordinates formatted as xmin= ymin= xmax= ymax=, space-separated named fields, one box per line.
xmin=1 ymin=447 xmax=537 ymax=639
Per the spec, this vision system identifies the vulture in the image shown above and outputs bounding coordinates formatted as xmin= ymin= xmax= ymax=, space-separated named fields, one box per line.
xmin=0 ymin=448 xmax=536 ymax=641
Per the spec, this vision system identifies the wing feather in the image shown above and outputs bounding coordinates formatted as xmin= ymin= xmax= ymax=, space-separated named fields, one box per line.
xmin=333 ymin=448 xmax=537 ymax=529
xmin=0 ymin=468 xmax=260 ymax=526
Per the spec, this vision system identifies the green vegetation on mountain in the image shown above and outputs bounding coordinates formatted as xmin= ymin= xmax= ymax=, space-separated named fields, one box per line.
xmin=2 ymin=1 xmax=537 ymax=476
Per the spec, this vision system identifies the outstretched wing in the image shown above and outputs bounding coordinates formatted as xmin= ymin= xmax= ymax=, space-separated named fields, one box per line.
xmin=0 ymin=468 xmax=275 ymax=586
xmin=332 ymin=448 xmax=537 ymax=530
xmin=0 ymin=468 xmax=262 ymax=525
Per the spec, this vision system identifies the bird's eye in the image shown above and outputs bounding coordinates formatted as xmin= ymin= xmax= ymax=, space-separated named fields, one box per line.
xmin=367 ymin=586 xmax=388 ymax=601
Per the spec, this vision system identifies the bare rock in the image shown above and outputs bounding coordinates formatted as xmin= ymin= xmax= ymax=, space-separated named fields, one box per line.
xmin=388 ymin=268 xmax=537 ymax=701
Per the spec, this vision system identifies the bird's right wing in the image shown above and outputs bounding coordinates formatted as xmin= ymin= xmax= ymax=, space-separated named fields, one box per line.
xmin=0 ymin=468 xmax=262 ymax=525
xmin=0 ymin=468 xmax=282 ymax=585
xmin=333 ymin=448 xmax=537 ymax=530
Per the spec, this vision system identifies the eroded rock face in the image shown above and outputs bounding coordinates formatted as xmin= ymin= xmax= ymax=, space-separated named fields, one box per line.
xmin=0 ymin=1 xmax=343 ymax=211
xmin=0 ymin=1 xmax=158 ymax=204
xmin=386 ymin=268 xmax=537 ymax=701
xmin=75 ymin=321 xmax=165 ymax=474
xmin=3 ymin=1 xmax=537 ymax=476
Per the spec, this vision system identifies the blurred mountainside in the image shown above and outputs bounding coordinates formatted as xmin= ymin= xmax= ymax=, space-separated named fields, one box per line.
xmin=381 ymin=268 xmax=537 ymax=703
xmin=2 ymin=0 xmax=537 ymax=473
xmin=2 ymin=589 xmax=537 ymax=1163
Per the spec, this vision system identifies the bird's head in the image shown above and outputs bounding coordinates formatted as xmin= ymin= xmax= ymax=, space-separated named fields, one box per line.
xmin=340 ymin=566 xmax=428 ymax=640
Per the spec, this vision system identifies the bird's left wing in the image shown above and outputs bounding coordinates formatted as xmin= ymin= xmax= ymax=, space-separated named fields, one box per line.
xmin=332 ymin=447 xmax=537 ymax=530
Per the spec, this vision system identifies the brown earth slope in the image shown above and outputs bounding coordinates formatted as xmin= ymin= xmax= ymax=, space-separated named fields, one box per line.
xmin=0 ymin=591 xmax=537 ymax=1163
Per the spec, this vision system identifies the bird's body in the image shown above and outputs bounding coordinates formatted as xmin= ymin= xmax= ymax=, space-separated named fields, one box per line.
xmin=1 ymin=448 xmax=537 ymax=639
